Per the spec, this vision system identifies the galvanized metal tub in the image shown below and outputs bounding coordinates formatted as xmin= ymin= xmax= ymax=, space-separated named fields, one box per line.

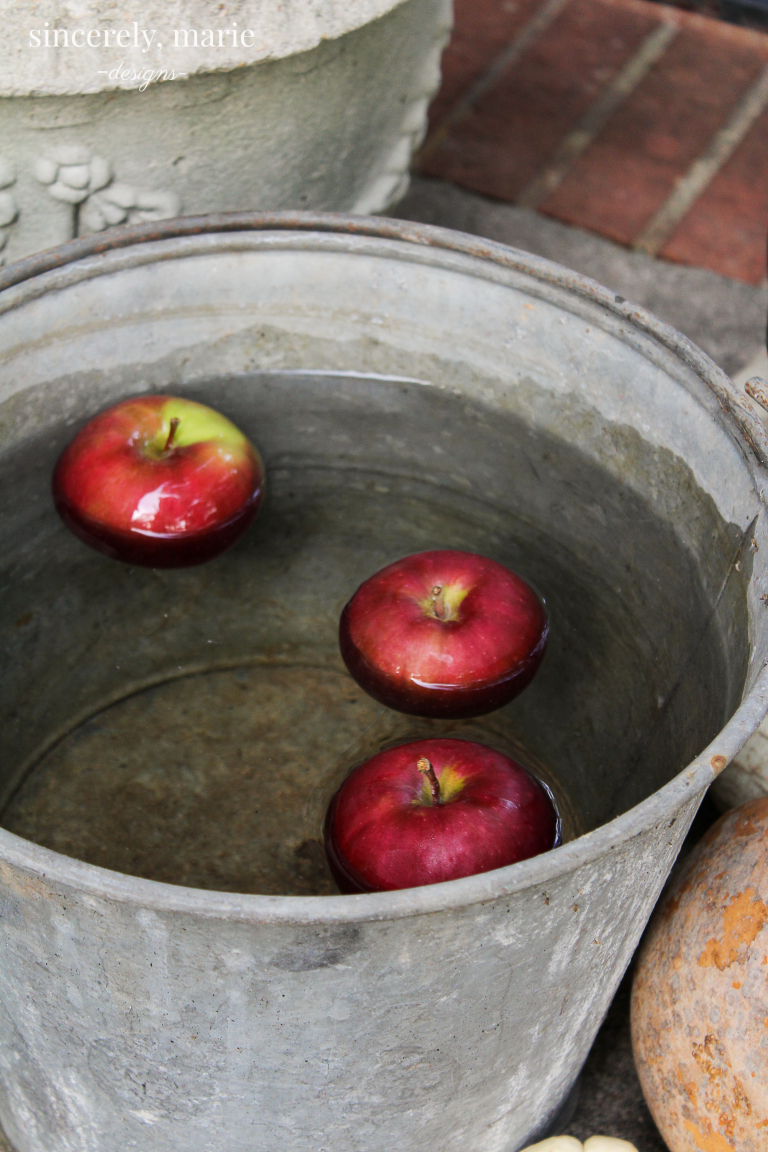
xmin=0 ymin=214 xmax=766 ymax=1152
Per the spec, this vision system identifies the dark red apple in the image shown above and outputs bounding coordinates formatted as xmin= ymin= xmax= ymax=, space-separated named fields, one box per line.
xmin=53 ymin=394 xmax=265 ymax=567
xmin=324 ymin=737 xmax=560 ymax=893
xmin=339 ymin=550 xmax=548 ymax=718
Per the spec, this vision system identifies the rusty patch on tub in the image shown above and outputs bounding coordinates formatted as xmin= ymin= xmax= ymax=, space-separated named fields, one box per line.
xmin=0 ymin=861 xmax=50 ymax=900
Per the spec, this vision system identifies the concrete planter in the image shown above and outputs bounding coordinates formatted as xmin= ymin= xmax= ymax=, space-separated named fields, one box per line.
xmin=0 ymin=0 xmax=451 ymax=264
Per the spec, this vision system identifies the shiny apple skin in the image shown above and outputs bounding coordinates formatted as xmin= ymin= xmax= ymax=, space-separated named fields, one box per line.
xmin=339 ymin=550 xmax=548 ymax=718
xmin=324 ymin=737 xmax=561 ymax=893
xmin=52 ymin=395 xmax=265 ymax=567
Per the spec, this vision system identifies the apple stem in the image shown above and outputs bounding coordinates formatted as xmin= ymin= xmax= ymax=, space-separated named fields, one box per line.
xmin=431 ymin=585 xmax=447 ymax=621
xmin=163 ymin=417 xmax=180 ymax=454
xmin=417 ymin=757 xmax=441 ymax=805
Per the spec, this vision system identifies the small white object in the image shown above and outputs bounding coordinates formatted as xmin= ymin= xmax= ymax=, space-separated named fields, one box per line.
xmin=135 ymin=189 xmax=181 ymax=220
xmin=0 ymin=191 xmax=17 ymax=227
xmin=584 ymin=1138 xmax=638 ymax=1152
xmin=47 ymin=181 xmax=89 ymax=204
xmin=519 ymin=1138 xmax=583 ymax=1152
xmin=33 ymin=157 xmax=58 ymax=185
xmin=88 ymin=156 xmax=112 ymax=192
xmin=102 ymin=183 xmax=137 ymax=210
xmin=89 ymin=194 xmax=128 ymax=227
xmin=51 ymin=144 xmax=91 ymax=166
xmin=79 ymin=200 xmax=108 ymax=234
xmin=58 ymin=164 xmax=91 ymax=190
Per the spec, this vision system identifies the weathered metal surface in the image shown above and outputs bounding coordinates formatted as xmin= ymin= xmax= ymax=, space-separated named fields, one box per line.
xmin=631 ymin=797 xmax=768 ymax=1151
xmin=0 ymin=214 xmax=766 ymax=1151
xmin=2 ymin=666 xmax=581 ymax=896
xmin=711 ymin=716 xmax=768 ymax=812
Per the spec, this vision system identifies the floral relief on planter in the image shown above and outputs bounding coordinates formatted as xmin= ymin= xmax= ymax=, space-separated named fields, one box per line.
xmin=0 ymin=160 xmax=19 ymax=265
xmin=34 ymin=145 xmax=181 ymax=237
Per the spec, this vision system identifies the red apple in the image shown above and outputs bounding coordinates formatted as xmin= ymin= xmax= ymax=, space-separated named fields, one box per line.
xmin=324 ymin=737 xmax=560 ymax=893
xmin=53 ymin=394 xmax=265 ymax=567
xmin=339 ymin=550 xmax=548 ymax=718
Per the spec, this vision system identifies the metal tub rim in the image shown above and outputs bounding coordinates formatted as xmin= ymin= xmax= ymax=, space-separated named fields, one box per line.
xmin=0 ymin=209 xmax=766 ymax=925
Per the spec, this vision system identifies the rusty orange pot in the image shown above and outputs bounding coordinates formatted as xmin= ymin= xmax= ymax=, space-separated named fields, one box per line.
xmin=632 ymin=797 xmax=768 ymax=1152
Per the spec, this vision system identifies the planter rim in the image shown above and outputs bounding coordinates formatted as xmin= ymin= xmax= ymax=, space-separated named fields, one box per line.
xmin=1 ymin=209 xmax=766 ymax=924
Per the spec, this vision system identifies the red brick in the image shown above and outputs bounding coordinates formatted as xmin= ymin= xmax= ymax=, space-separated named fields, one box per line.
xmin=421 ymin=0 xmax=663 ymax=199
xmin=427 ymin=0 xmax=547 ymax=129
xmin=539 ymin=13 xmax=768 ymax=243
xmin=659 ymin=102 xmax=768 ymax=284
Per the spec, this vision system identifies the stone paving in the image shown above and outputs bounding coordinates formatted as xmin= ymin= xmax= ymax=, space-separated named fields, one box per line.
xmin=419 ymin=0 xmax=768 ymax=284
xmin=395 ymin=172 xmax=768 ymax=378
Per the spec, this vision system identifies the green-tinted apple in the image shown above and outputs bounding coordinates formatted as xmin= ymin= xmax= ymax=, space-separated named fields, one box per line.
xmin=53 ymin=394 xmax=265 ymax=567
